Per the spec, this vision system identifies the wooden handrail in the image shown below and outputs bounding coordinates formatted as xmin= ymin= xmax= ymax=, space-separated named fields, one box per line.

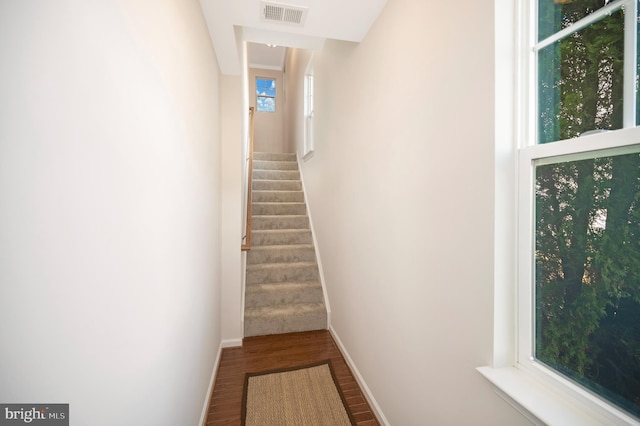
xmin=242 ymin=106 xmax=255 ymax=251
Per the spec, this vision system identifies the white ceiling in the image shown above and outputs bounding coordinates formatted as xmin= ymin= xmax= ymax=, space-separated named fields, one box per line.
xmin=199 ymin=0 xmax=388 ymax=75
xmin=247 ymin=43 xmax=286 ymax=71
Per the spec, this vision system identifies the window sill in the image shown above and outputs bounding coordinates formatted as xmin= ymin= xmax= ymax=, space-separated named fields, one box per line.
xmin=477 ymin=366 xmax=639 ymax=426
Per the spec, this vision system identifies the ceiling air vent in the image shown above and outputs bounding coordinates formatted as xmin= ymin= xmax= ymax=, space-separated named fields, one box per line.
xmin=261 ymin=1 xmax=308 ymax=26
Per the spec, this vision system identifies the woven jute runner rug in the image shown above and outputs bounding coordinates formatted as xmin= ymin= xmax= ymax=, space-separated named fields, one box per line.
xmin=241 ymin=359 xmax=355 ymax=426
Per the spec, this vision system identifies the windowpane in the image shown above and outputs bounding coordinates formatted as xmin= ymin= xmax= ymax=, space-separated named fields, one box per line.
xmin=257 ymin=96 xmax=275 ymax=112
xmin=256 ymin=78 xmax=276 ymax=112
xmin=538 ymin=0 xmax=612 ymax=42
xmin=535 ymin=150 xmax=640 ymax=418
xmin=538 ymin=9 xmax=625 ymax=143
xmin=304 ymin=74 xmax=313 ymax=116
xmin=256 ymin=78 xmax=276 ymax=97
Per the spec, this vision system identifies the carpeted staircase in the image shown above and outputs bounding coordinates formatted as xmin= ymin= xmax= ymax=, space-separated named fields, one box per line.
xmin=244 ymin=152 xmax=327 ymax=337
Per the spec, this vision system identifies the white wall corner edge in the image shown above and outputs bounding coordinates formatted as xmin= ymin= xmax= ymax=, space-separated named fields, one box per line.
xmin=329 ymin=325 xmax=390 ymax=426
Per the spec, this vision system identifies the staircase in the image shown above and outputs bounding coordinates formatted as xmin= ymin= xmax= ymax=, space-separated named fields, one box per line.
xmin=244 ymin=152 xmax=327 ymax=337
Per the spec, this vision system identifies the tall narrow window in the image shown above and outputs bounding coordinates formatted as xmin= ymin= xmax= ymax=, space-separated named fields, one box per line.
xmin=256 ymin=77 xmax=276 ymax=112
xmin=519 ymin=0 xmax=640 ymax=420
xmin=303 ymin=58 xmax=314 ymax=158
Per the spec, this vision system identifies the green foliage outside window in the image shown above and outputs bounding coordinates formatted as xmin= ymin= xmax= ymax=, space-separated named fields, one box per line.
xmin=535 ymin=0 xmax=640 ymax=417
xmin=538 ymin=3 xmax=625 ymax=143
xmin=536 ymin=154 xmax=640 ymax=416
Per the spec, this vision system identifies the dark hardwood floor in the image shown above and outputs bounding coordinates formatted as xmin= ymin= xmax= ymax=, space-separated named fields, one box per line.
xmin=204 ymin=330 xmax=380 ymax=425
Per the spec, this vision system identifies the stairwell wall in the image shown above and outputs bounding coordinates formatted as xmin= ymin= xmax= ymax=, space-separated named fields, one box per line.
xmin=284 ymin=0 xmax=530 ymax=424
xmin=0 ymin=1 xmax=223 ymax=425
xmin=220 ymin=73 xmax=244 ymax=342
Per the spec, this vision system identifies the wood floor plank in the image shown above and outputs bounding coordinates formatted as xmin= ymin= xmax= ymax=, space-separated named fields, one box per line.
xmin=204 ymin=330 xmax=380 ymax=425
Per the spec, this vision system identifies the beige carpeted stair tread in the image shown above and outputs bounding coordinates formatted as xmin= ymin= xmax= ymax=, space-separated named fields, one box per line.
xmin=253 ymin=169 xmax=300 ymax=180
xmin=246 ymin=262 xmax=320 ymax=285
xmin=244 ymin=303 xmax=327 ymax=336
xmin=252 ymin=202 xmax=307 ymax=216
xmin=245 ymin=303 xmax=326 ymax=316
xmin=251 ymin=229 xmax=313 ymax=246
xmin=253 ymin=159 xmax=298 ymax=170
xmin=249 ymin=243 xmax=315 ymax=251
xmin=245 ymin=282 xmax=324 ymax=308
xmin=252 ymin=190 xmax=304 ymax=202
xmin=247 ymin=244 xmax=316 ymax=264
xmin=246 ymin=261 xmax=318 ymax=271
xmin=253 ymin=152 xmax=296 ymax=161
xmin=246 ymin=281 xmax=322 ymax=290
xmin=251 ymin=215 xmax=310 ymax=230
xmin=252 ymin=179 xmax=302 ymax=191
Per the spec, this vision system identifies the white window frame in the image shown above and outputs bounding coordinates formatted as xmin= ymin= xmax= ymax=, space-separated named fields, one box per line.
xmin=303 ymin=56 xmax=315 ymax=160
xmin=479 ymin=1 xmax=640 ymax=424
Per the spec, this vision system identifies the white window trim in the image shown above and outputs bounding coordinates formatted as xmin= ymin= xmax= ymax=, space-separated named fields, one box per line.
xmin=302 ymin=55 xmax=315 ymax=160
xmin=479 ymin=1 xmax=640 ymax=424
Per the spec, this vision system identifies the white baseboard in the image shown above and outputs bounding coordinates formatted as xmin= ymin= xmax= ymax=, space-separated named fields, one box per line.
xmin=329 ymin=325 xmax=390 ymax=426
xmin=221 ymin=338 xmax=242 ymax=348
xmin=199 ymin=338 xmax=243 ymax=426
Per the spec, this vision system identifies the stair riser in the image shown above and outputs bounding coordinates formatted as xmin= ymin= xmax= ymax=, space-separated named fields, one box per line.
xmin=244 ymin=310 xmax=327 ymax=337
xmin=253 ymin=160 xmax=298 ymax=171
xmin=252 ymin=203 xmax=306 ymax=216
xmin=252 ymin=191 xmax=304 ymax=203
xmin=253 ymin=152 xmax=296 ymax=162
xmin=251 ymin=230 xmax=313 ymax=246
xmin=253 ymin=180 xmax=302 ymax=191
xmin=247 ymin=246 xmax=316 ymax=264
xmin=245 ymin=285 xmax=324 ymax=308
xmin=246 ymin=264 xmax=320 ymax=285
xmin=253 ymin=170 xmax=300 ymax=181
xmin=252 ymin=216 xmax=309 ymax=230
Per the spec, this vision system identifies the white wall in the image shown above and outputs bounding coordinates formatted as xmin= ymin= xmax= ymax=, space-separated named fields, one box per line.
xmin=249 ymin=68 xmax=289 ymax=153
xmin=285 ymin=0 xmax=531 ymax=424
xmin=220 ymin=74 xmax=243 ymax=342
xmin=0 ymin=1 xmax=223 ymax=425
